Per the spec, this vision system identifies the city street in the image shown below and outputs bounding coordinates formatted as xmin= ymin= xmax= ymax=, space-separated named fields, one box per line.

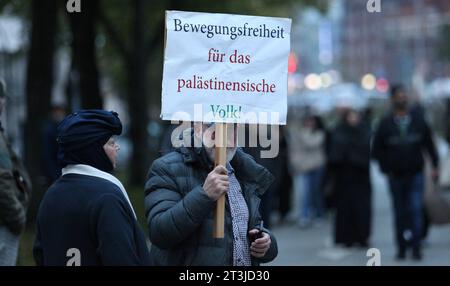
xmin=1 ymin=0 xmax=450 ymax=268
xmin=269 ymin=162 xmax=450 ymax=266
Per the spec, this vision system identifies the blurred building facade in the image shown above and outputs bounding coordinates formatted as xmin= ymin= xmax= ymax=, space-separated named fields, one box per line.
xmin=341 ymin=0 xmax=450 ymax=91
xmin=292 ymin=0 xmax=344 ymax=76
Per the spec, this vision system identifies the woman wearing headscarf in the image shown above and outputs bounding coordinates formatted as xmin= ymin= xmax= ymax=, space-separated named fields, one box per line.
xmin=328 ymin=109 xmax=372 ymax=247
xmin=33 ymin=110 xmax=151 ymax=266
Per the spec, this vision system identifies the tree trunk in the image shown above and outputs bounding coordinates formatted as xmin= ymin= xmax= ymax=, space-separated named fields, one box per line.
xmin=25 ymin=0 xmax=58 ymax=224
xmin=128 ymin=0 xmax=150 ymax=185
xmin=446 ymin=99 xmax=450 ymax=144
xmin=69 ymin=0 xmax=103 ymax=109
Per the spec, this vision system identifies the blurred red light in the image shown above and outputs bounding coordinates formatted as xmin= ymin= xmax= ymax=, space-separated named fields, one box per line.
xmin=376 ymin=78 xmax=389 ymax=93
xmin=288 ymin=52 xmax=297 ymax=74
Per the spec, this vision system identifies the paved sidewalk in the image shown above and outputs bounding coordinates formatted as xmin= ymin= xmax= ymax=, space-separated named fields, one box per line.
xmin=268 ymin=163 xmax=450 ymax=266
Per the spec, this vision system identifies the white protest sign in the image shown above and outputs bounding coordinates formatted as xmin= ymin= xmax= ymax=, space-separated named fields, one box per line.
xmin=161 ymin=10 xmax=291 ymax=125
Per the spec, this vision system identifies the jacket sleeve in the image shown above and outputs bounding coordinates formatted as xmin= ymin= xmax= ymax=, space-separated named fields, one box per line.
xmin=93 ymin=194 xmax=143 ymax=266
xmin=422 ymin=119 xmax=439 ymax=168
xmin=371 ymin=121 xmax=388 ymax=173
xmin=0 ymin=168 xmax=26 ymax=235
xmin=144 ymin=158 xmax=216 ymax=249
xmin=249 ymin=201 xmax=278 ymax=264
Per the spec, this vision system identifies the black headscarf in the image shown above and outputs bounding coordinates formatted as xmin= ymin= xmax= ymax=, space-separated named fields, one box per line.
xmin=57 ymin=110 xmax=122 ymax=172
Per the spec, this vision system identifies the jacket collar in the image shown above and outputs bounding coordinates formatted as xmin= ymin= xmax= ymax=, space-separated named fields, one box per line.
xmin=62 ymin=164 xmax=137 ymax=219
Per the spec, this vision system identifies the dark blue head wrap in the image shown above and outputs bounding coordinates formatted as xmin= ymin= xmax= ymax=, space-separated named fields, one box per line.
xmin=57 ymin=110 xmax=122 ymax=172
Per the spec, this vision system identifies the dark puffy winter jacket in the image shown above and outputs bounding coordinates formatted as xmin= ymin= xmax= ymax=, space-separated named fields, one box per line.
xmin=144 ymin=146 xmax=277 ymax=266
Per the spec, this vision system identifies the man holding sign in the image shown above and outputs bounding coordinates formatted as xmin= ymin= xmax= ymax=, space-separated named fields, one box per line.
xmin=144 ymin=11 xmax=290 ymax=266
xmin=145 ymin=123 xmax=277 ymax=266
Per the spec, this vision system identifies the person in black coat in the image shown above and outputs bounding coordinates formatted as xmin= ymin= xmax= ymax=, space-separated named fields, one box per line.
xmin=329 ymin=109 xmax=372 ymax=248
xmin=372 ymin=85 xmax=439 ymax=260
xmin=41 ymin=105 xmax=66 ymax=185
xmin=33 ymin=110 xmax=151 ymax=266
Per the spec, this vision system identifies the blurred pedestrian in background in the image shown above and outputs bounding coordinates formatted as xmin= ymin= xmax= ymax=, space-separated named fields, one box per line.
xmin=0 ymin=80 xmax=32 ymax=266
xmin=41 ymin=104 xmax=66 ymax=186
xmin=33 ymin=110 xmax=150 ymax=266
xmin=242 ymin=124 xmax=282 ymax=229
xmin=275 ymin=126 xmax=293 ymax=224
xmin=373 ymin=84 xmax=439 ymax=260
xmin=288 ymin=113 xmax=327 ymax=228
xmin=328 ymin=109 xmax=372 ymax=248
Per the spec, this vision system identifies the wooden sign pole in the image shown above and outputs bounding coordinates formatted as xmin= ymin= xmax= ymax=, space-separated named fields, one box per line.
xmin=213 ymin=122 xmax=227 ymax=238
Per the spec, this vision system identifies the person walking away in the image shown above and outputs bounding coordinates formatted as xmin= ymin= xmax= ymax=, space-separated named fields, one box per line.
xmin=329 ymin=109 xmax=372 ymax=247
xmin=373 ymin=85 xmax=439 ymax=260
xmin=288 ymin=114 xmax=326 ymax=227
xmin=33 ymin=110 xmax=151 ymax=266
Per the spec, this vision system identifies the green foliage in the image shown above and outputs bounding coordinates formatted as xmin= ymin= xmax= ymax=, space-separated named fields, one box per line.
xmin=0 ymin=0 xmax=29 ymax=17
